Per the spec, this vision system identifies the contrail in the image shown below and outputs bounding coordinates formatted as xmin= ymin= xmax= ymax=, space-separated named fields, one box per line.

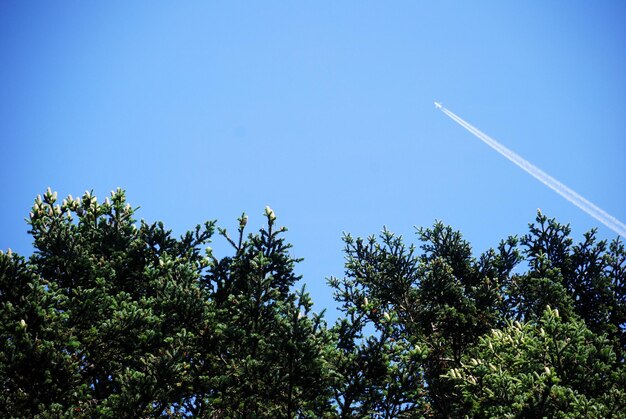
xmin=434 ymin=102 xmax=626 ymax=237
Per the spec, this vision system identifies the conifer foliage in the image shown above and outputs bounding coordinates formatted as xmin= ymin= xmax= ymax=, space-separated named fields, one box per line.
xmin=0 ymin=190 xmax=624 ymax=417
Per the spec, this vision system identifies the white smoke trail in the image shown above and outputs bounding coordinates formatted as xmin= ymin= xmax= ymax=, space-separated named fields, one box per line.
xmin=437 ymin=104 xmax=626 ymax=237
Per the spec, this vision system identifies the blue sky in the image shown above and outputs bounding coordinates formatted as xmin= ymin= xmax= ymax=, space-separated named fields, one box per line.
xmin=2 ymin=1 xmax=625 ymax=318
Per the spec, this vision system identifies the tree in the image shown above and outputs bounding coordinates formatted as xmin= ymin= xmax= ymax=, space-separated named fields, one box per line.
xmin=512 ymin=212 xmax=626 ymax=360
xmin=194 ymin=208 xmax=335 ymax=417
xmin=328 ymin=229 xmax=431 ymax=417
xmin=22 ymin=188 xmax=217 ymax=416
xmin=0 ymin=249 xmax=85 ymax=416
xmin=1 ymin=190 xmax=625 ymax=417
xmin=327 ymin=224 xmax=520 ymax=416
xmin=446 ymin=307 xmax=626 ymax=417
xmin=0 ymin=190 xmax=333 ymax=417
xmin=329 ymin=214 xmax=624 ymax=417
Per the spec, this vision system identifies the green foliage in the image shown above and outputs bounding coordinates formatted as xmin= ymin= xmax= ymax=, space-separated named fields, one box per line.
xmin=512 ymin=212 xmax=626 ymax=359
xmin=21 ymin=188 xmax=217 ymax=416
xmin=328 ymin=229 xmax=430 ymax=417
xmin=328 ymin=223 xmax=520 ymax=416
xmin=329 ymin=213 xmax=624 ymax=417
xmin=196 ymin=209 xmax=334 ymax=417
xmin=1 ymin=191 xmax=624 ymax=417
xmin=446 ymin=307 xmax=625 ymax=417
xmin=0 ymin=250 xmax=85 ymax=417
xmin=1 ymin=190 xmax=331 ymax=417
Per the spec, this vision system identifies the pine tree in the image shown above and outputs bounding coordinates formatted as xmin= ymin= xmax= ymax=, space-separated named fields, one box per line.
xmin=329 ymin=215 xmax=624 ymax=417
xmin=2 ymin=191 xmax=624 ymax=417
xmin=446 ymin=307 xmax=626 ymax=417
xmin=15 ymin=188 xmax=216 ymax=415
xmin=328 ymin=229 xmax=430 ymax=417
xmin=513 ymin=212 xmax=626 ymax=360
xmin=197 ymin=208 xmax=334 ymax=417
xmin=0 ymin=249 xmax=85 ymax=416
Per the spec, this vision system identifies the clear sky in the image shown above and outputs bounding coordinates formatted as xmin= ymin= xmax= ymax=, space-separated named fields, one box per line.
xmin=2 ymin=1 xmax=625 ymax=319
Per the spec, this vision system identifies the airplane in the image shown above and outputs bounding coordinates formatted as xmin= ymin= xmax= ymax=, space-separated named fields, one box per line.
xmin=434 ymin=101 xmax=443 ymax=109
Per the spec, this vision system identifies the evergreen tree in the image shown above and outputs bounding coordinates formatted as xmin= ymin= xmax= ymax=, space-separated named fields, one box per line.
xmin=195 ymin=208 xmax=334 ymax=417
xmin=446 ymin=307 xmax=626 ymax=417
xmin=1 ymin=190 xmax=624 ymax=417
xmin=24 ymin=188 xmax=217 ymax=416
xmin=0 ymin=249 xmax=85 ymax=416
xmin=329 ymin=214 xmax=624 ymax=417
xmin=328 ymin=229 xmax=430 ymax=417
xmin=0 ymin=190 xmax=333 ymax=417
xmin=513 ymin=212 xmax=626 ymax=359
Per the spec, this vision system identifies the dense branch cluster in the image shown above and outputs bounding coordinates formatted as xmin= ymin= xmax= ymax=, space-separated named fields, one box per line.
xmin=1 ymin=189 xmax=624 ymax=417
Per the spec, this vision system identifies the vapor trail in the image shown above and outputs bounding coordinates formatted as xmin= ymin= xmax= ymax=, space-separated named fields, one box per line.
xmin=436 ymin=103 xmax=626 ymax=237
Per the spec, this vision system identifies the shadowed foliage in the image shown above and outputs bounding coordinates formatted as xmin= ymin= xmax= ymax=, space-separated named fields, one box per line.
xmin=1 ymin=191 xmax=624 ymax=417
